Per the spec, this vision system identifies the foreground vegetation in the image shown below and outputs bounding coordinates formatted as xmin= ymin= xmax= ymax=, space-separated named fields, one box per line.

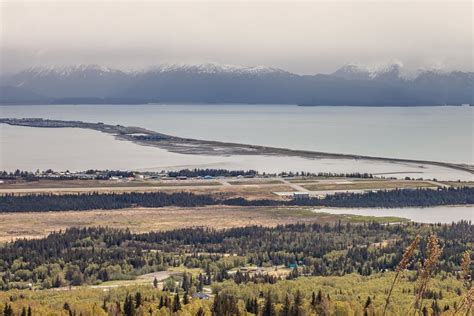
xmin=1 ymin=187 xmax=473 ymax=212
xmin=0 ymin=272 xmax=470 ymax=315
xmin=0 ymin=223 xmax=471 ymax=281
xmin=0 ymin=221 xmax=472 ymax=315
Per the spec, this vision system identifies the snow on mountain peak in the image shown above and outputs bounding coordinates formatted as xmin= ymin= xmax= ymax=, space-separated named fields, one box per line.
xmin=23 ymin=64 xmax=121 ymax=77
xmin=145 ymin=62 xmax=289 ymax=75
xmin=333 ymin=62 xmax=408 ymax=81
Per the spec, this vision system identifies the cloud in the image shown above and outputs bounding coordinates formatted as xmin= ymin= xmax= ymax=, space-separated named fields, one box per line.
xmin=1 ymin=1 xmax=472 ymax=74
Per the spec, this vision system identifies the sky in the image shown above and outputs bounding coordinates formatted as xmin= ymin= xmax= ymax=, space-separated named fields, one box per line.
xmin=1 ymin=0 xmax=472 ymax=74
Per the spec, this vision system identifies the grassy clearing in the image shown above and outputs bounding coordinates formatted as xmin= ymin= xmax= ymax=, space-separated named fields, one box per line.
xmin=0 ymin=206 xmax=335 ymax=242
xmin=441 ymin=181 xmax=474 ymax=188
xmin=302 ymin=180 xmax=436 ymax=191
xmin=312 ymin=210 xmax=409 ymax=224
xmin=339 ymin=214 xmax=409 ymax=223
xmin=0 ymin=206 xmax=406 ymax=243
xmin=227 ymin=179 xmax=284 ymax=185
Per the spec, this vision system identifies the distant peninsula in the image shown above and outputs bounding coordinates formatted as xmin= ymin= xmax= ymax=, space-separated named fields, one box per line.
xmin=1 ymin=117 xmax=472 ymax=175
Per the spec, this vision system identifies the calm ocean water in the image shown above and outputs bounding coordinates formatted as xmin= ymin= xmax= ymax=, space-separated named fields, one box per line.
xmin=313 ymin=206 xmax=473 ymax=224
xmin=1 ymin=104 xmax=473 ymax=180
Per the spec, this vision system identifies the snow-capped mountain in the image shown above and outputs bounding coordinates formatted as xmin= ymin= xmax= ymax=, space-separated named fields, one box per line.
xmin=4 ymin=65 xmax=130 ymax=98
xmin=21 ymin=64 xmax=124 ymax=78
xmin=331 ymin=64 xmax=372 ymax=81
xmin=139 ymin=62 xmax=291 ymax=76
xmin=1 ymin=63 xmax=472 ymax=105
xmin=331 ymin=63 xmax=406 ymax=82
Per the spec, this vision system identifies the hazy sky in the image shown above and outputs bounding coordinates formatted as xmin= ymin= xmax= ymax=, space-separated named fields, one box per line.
xmin=1 ymin=0 xmax=472 ymax=74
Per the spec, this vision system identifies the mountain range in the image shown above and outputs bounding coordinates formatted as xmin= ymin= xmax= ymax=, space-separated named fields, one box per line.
xmin=1 ymin=63 xmax=472 ymax=106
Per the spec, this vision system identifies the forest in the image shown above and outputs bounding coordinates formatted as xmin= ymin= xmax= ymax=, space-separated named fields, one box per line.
xmin=0 ymin=187 xmax=473 ymax=212
xmin=0 ymin=222 xmax=472 ymax=315
xmin=1 ymin=221 xmax=472 ymax=290
xmin=0 ymin=168 xmax=374 ymax=180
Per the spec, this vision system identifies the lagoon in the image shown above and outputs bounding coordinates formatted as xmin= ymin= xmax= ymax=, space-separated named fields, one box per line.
xmin=1 ymin=104 xmax=473 ymax=180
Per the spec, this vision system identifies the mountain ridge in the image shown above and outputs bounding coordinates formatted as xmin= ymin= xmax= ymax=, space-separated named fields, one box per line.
xmin=1 ymin=63 xmax=472 ymax=106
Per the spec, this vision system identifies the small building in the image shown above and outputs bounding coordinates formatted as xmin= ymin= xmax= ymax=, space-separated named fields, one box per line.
xmin=193 ymin=292 xmax=211 ymax=300
xmin=293 ymin=192 xmax=310 ymax=200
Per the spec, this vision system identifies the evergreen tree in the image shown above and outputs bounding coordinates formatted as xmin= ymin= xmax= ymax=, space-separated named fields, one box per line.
xmin=196 ymin=307 xmax=205 ymax=316
xmin=124 ymin=294 xmax=135 ymax=316
xmin=317 ymin=290 xmax=323 ymax=304
xmin=282 ymin=294 xmax=291 ymax=316
xmin=102 ymin=298 xmax=108 ymax=312
xmin=135 ymin=292 xmax=142 ymax=308
xmin=262 ymin=292 xmax=276 ymax=316
xmin=198 ymin=273 xmax=204 ymax=291
xmin=173 ymin=293 xmax=181 ymax=312
xmin=3 ymin=304 xmax=13 ymax=316
xmin=365 ymin=296 xmax=372 ymax=309
xmin=291 ymin=291 xmax=303 ymax=316
xmin=183 ymin=291 xmax=190 ymax=305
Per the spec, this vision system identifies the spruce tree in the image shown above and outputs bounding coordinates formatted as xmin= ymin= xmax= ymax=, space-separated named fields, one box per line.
xmin=262 ymin=292 xmax=276 ymax=316
xmin=124 ymin=294 xmax=135 ymax=316
xmin=135 ymin=292 xmax=142 ymax=308
xmin=172 ymin=293 xmax=181 ymax=312
xmin=282 ymin=294 xmax=291 ymax=316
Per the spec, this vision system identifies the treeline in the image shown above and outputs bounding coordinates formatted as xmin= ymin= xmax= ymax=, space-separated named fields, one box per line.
xmin=0 ymin=168 xmax=374 ymax=180
xmin=291 ymin=187 xmax=474 ymax=208
xmin=167 ymin=168 xmax=258 ymax=177
xmin=1 ymin=187 xmax=473 ymax=212
xmin=279 ymin=171 xmax=374 ymax=178
xmin=0 ymin=170 xmax=39 ymax=180
xmin=0 ymin=192 xmax=215 ymax=212
xmin=0 ymin=169 xmax=134 ymax=180
xmin=0 ymin=221 xmax=472 ymax=290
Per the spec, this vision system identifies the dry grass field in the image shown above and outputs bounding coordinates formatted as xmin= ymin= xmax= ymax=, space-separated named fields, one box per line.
xmin=301 ymin=180 xmax=437 ymax=191
xmin=0 ymin=177 xmax=445 ymax=242
xmin=441 ymin=181 xmax=474 ymax=187
xmin=0 ymin=181 xmax=294 ymax=199
xmin=0 ymin=206 xmax=343 ymax=242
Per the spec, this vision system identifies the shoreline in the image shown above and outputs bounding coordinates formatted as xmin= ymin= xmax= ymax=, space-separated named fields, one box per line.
xmin=1 ymin=117 xmax=473 ymax=175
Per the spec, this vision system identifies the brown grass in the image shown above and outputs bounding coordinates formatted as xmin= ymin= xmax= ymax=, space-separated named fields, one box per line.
xmin=441 ymin=181 xmax=474 ymax=188
xmin=0 ymin=206 xmax=338 ymax=242
xmin=0 ymin=182 xmax=294 ymax=199
xmin=302 ymin=180 xmax=436 ymax=191
xmin=383 ymin=235 xmax=420 ymax=316
xmin=0 ymin=179 xmax=223 ymax=189
xmin=227 ymin=180 xmax=284 ymax=185
xmin=413 ymin=234 xmax=442 ymax=311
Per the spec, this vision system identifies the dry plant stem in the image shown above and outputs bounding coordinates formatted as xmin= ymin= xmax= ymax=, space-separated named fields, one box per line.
xmin=382 ymin=235 xmax=421 ymax=316
xmin=453 ymin=287 xmax=473 ymax=315
xmin=453 ymin=251 xmax=473 ymax=315
xmin=413 ymin=234 xmax=442 ymax=312
xmin=460 ymin=251 xmax=472 ymax=289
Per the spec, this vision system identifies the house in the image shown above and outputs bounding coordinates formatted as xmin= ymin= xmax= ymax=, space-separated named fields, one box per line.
xmin=293 ymin=192 xmax=310 ymax=200
xmin=193 ymin=292 xmax=211 ymax=300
